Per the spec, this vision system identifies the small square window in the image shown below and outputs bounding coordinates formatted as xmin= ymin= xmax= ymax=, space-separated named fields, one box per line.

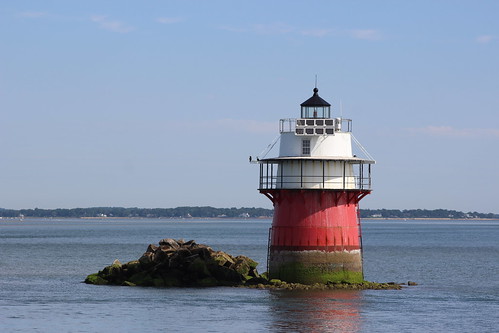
xmin=302 ymin=139 xmax=311 ymax=155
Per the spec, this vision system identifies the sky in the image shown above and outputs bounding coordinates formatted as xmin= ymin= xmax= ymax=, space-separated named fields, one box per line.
xmin=1 ymin=1 xmax=498 ymax=213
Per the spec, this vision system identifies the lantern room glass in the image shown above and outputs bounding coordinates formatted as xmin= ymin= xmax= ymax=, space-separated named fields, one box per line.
xmin=301 ymin=106 xmax=330 ymax=119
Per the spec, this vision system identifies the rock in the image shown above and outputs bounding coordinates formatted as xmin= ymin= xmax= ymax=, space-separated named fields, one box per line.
xmin=212 ymin=251 xmax=235 ymax=267
xmin=121 ymin=281 xmax=136 ymax=287
xmin=208 ymin=263 xmax=243 ymax=284
xmin=190 ymin=246 xmax=212 ymax=259
xmin=233 ymin=257 xmax=251 ymax=276
xmin=196 ymin=276 xmax=218 ymax=287
xmin=408 ymin=281 xmax=418 ymax=286
xmin=163 ymin=275 xmax=181 ymax=287
xmin=85 ymin=273 xmax=108 ymax=285
xmin=138 ymin=252 xmax=154 ymax=267
xmin=248 ymin=268 xmax=259 ymax=278
xmin=128 ymin=271 xmax=154 ymax=286
xmin=146 ymin=244 xmax=158 ymax=253
xmin=175 ymin=247 xmax=192 ymax=258
xmin=122 ymin=260 xmax=141 ymax=275
xmin=85 ymin=238 xmax=261 ymax=288
xmin=100 ymin=263 xmax=123 ymax=284
xmin=159 ymin=238 xmax=180 ymax=250
xmin=187 ymin=257 xmax=210 ymax=278
xmin=152 ymin=249 xmax=169 ymax=264
xmin=241 ymin=256 xmax=258 ymax=270
xmin=153 ymin=277 xmax=166 ymax=287
xmin=183 ymin=239 xmax=196 ymax=247
xmin=245 ymin=277 xmax=268 ymax=285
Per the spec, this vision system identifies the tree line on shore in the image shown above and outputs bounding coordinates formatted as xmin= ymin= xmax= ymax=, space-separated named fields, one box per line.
xmin=0 ymin=207 xmax=498 ymax=219
xmin=361 ymin=208 xmax=498 ymax=219
xmin=0 ymin=206 xmax=271 ymax=219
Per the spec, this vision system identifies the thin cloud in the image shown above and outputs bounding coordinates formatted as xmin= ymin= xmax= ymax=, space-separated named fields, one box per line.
xmin=219 ymin=25 xmax=248 ymax=33
xmin=19 ymin=11 xmax=48 ymax=18
xmin=220 ymin=23 xmax=294 ymax=35
xmin=408 ymin=126 xmax=499 ymax=138
xmin=349 ymin=29 xmax=382 ymax=41
xmin=90 ymin=15 xmax=134 ymax=33
xmin=476 ymin=35 xmax=496 ymax=44
xmin=253 ymin=23 xmax=294 ymax=35
xmin=300 ymin=29 xmax=332 ymax=37
xmin=220 ymin=23 xmax=381 ymax=40
xmin=157 ymin=17 xmax=183 ymax=24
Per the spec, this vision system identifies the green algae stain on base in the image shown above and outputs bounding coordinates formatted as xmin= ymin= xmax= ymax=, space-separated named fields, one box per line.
xmin=272 ymin=262 xmax=364 ymax=284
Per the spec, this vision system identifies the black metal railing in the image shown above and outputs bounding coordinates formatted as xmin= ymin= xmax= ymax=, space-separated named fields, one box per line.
xmin=259 ymin=160 xmax=372 ymax=191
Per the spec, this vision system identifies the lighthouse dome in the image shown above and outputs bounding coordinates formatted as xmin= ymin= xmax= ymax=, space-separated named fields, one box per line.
xmin=300 ymin=88 xmax=331 ymax=119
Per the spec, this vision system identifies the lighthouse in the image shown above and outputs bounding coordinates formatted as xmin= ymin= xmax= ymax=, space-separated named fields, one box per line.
xmin=256 ymin=87 xmax=374 ymax=284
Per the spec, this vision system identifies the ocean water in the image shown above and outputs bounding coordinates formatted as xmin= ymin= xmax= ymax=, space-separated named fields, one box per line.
xmin=1 ymin=218 xmax=498 ymax=332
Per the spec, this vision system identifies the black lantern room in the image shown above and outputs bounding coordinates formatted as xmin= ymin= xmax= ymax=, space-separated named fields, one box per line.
xmin=300 ymin=88 xmax=331 ymax=119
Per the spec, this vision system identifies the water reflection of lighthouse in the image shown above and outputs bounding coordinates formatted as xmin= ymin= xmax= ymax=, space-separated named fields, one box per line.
xmin=269 ymin=290 xmax=362 ymax=332
xmin=255 ymin=87 xmax=375 ymax=284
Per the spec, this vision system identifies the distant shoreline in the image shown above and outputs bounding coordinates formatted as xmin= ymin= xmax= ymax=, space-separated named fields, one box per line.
xmin=363 ymin=217 xmax=499 ymax=221
xmin=2 ymin=216 xmax=499 ymax=222
xmin=1 ymin=206 xmax=498 ymax=220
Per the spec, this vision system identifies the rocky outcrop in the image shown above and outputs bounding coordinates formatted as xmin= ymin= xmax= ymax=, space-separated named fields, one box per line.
xmin=85 ymin=239 xmax=262 ymax=287
xmin=85 ymin=238 xmax=412 ymax=290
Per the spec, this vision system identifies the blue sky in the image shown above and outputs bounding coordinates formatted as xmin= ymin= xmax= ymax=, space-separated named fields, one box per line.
xmin=1 ymin=1 xmax=498 ymax=213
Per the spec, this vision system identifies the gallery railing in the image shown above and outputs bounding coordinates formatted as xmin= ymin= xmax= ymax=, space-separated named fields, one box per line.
xmin=258 ymin=159 xmax=372 ymax=191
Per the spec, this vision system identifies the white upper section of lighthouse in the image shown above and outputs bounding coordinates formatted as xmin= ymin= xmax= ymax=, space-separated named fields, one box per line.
xmin=277 ymin=88 xmax=356 ymax=159
xmin=279 ymin=119 xmax=354 ymax=158
xmin=256 ymin=87 xmax=374 ymax=191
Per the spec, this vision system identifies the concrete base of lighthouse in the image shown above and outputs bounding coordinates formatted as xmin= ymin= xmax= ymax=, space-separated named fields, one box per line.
xmin=268 ymin=249 xmax=363 ymax=284
xmin=262 ymin=189 xmax=369 ymax=284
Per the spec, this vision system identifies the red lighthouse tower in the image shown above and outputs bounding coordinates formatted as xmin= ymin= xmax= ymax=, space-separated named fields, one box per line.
xmin=257 ymin=87 xmax=374 ymax=284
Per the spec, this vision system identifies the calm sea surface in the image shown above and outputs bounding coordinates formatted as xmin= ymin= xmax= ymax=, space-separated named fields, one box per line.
xmin=1 ymin=218 xmax=498 ymax=332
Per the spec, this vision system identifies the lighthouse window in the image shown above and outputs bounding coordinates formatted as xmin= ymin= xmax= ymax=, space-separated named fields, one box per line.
xmin=302 ymin=139 xmax=311 ymax=155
